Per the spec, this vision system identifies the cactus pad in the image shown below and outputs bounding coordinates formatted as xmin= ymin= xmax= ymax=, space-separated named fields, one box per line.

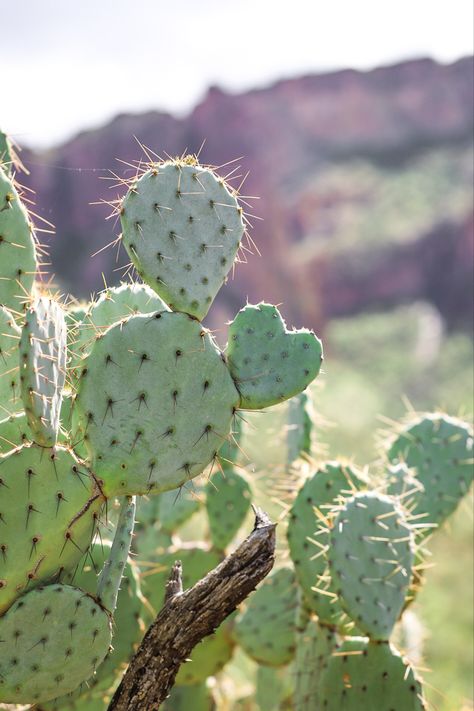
xmin=319 ymin=637 xmax=426 ymax=710
xmin=19 ymin=298 xmax=67 ymax=447
xmin=73 ymin=311 xmax=239 ymax=497
xmin=286 ymin=390 xmax=315 ymax=465
xmin=287 ymin=461 xmax=368 ymax=627
xmin=0 ymin=584 xmax=112 ymax=704
xmin=0 ymin=168 xmax=37 ymax=313
xmin=387 ymin=413 xmax=473 ymax=532
xmin=68 ymin=284 xmax=169 ymax=376
xmin=120 ymin=159 xmax=244 ymax=320
xmin=175 ymin=621 xmax=234 ymax=685
xmin=328 ymin=492 xmax=414 ymax=640
xmin=162 ymin=681 xmax=215 ymax=710
xmin=0 ymin=444 xmax=103 ymax=614
xmin=0 ymin=305 xmax=22 ymax=418
xmin=294 ymin=619 xmax=337 ymax=711
xmin=226 ymin=303 xmax=322 ymax=409
xmin=206 ymin=467 xmax=252 ymax=550
xmin=233 ymin=567 xmax=298 ymax=666
xmin=156 ymin=484 xmax=203 ymax=534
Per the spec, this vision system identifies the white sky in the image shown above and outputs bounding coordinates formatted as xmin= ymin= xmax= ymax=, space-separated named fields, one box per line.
xmin=2 ymin=0 xmax=473 ymax=148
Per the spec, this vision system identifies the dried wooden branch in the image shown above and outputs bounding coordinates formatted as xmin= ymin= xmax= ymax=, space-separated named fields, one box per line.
xmin=107 ymin=508 xmax=276 ymax=710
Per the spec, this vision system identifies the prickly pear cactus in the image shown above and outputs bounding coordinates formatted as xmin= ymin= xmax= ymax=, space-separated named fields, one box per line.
xmin=328 ymin=491 xmax=415 ymax=640
xmin=67 ymin=283 xmax=169 ymax=375
xmin=233 ymin=567 xmax=299 ymax=667
xmin=73 ymin=161 xmax=322 ymax=500
xmin=0 ymin=583 xmax=112 ymax=704
xmin=0 ymin=128 xmax=12 ymax=169
xmin=73 ymin=311 xmax=240 ymax=496
xmin=386 ymin=412 xmax=474 ymax=533
xmin=156 ymin=485 xmax=202 ymax=534
xmin=0 ymin=444 xmax=104 ymax=615
xmin=162 ymin=681 xmax=215 ymax=710
xmin=0 ymin=305 xmax=22 ymax=417
xmin=226 ymin=303 xmax=323 ymax=409
xmin=287 ymin=461 xmax=369 ymax=628
xmin=206 ymin=467 xmax=252 ymax=551
xmin=293 ymin=618 xmax=338 ymax=711
xmin=19 ymin=297 xmax=67 ymax=446
xmin=318 ymin=637 xmax=427 ymax=710
xmin=0 ymin=166 xmax=37 ymax=313
xmin=120 ymin=158 xmax=244 ymax=320
xmin=286 ymin=390 xmax=315 ymax=465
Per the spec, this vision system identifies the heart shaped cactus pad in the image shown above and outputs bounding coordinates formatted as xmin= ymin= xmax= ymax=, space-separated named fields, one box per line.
xmin=226 ymin=303 xmax=323 ymax=409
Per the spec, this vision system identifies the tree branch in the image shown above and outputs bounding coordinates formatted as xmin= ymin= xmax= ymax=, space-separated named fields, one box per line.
xmin=108 ymin=508 xmax=276 ymax=711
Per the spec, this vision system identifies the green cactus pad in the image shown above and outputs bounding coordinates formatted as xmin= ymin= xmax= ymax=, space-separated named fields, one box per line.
xmin=0 ymin=584 xmax=112 ymax=704
xmin=0 ymin=168 xmax=37 ymax=314
xmin=0 ymin=130 xmax=12 ymax=170
xmin=286 ymin=390 xmax=315 ymax=465
xmin=175 ymin=621 xmax=234 ymax=685
xmin=19 ymin=298 xmax=67 ymax=447
xmin=387 ymin=413 xmax=473 ymax=533
xmin=162 ymin=681 xmax=215 ymax=710
xmin=120 ymin=159 xmax=245 ymax=320
xmin=0 ymin=443 xmax=104 ymax=615
xmin=37 ymin=693 xmax=108 ymax=711
xmin=319 ymin=637 xmax=427 ymax=710
xmin=294 ymin=619 xmax=338 ymax=711
xmin=255 ymin=664 xmax=294 ymax=711
xmin=88 ymin=282 xmax=169 ymax=330
xmin=328 ymin=492 xmax=414 ymax=640
xmin=0 ymin=412 xmax=29 ymax=453
xmin=206 ymin=467 xmax=252 ymax=550
xmin=156 ymin=484 xmax=202 ymax=533
xmin=0 ymin=305 xmax=21 ymax=418
xmin=96 ymin=496 xmax=136 ymax=612
xmin=73 ymin=311 xmax=239 ymax=497
xmin=287 ymin=461 xmax=368 ymax=627
xmin=226 ymin=303 xmax=322 ymax=409
xmin=234 ymin=567 xmax=298 ymax=667
xmin=68 ymin=284 xmax=169 ymax=377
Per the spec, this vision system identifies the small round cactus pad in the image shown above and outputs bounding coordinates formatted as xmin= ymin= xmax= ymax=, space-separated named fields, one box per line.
xmin=328 ymin=492 xmax=414 ymax=640
xmin=73 ymin=311 xmax=239 ymax=497
xmin=120 ymin=159 xmax=244 ymax=320
xmin=226 ymin=303 xmax=322 ymax=409
xmin=319 ymin=637 xmax=427 ymax=710
xmin=0 ymin=584 xmax=112 ymax=704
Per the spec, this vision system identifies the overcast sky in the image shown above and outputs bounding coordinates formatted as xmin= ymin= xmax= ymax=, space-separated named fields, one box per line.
xmin=2 ymin=0 xmax=473 ymax=148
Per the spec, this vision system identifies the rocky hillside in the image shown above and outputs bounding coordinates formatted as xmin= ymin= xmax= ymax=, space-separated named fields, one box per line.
xmin=22 ymin=56 xmax=474 ymax=332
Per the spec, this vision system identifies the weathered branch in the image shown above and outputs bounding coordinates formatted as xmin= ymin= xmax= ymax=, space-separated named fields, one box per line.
xmin=107 ymin=508 xmax=276 ymax=711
